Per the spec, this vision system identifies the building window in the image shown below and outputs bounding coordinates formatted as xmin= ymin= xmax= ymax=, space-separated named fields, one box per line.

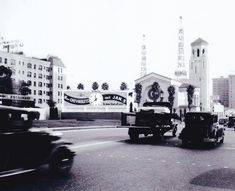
xmin=38 ymin=73 xmax=42 ymax=79
xmin=38 ymin=99 xmax=42 ymax=104
xmin=27 ymin=80 xmax=31 ymax=86
xmin=11 ymin=59 xmax=16 ymax=65
xmin=22 ymin=71 xmax=24 ymax=75
xmin=58 ymin=84 xmax=60 ymax=88
xmin=27 ymin=63 xmax=32 ymax=68
xmin=38 ymin=90 xmax=42 ymax=95
xmin=0 ymin=57 xmax=2 ymax=63
xmin=28 ymin=89 xmax=31 ymax=95
xmin=202 ymin=49 xmax=205 ymax=54
xmin=34 ymin=90 xmax=36 ymax=95
xmin=12 ymin=69 xmax=15 ymax=75
xmin=197 ymin=49 xmax=200 ymax=57
xmin=61 ymin=84 xmax=63 ymax=89
xmin=46 ymin=67 xmax=51 ymax=72
xmin=34 ymin=81 xmax=36 ymax=86
xmin=38 ymin=82 xmax=42 ymax=87
xmin=4 ymin=58 xmax=7 ymax=64
xmin=27 ymin=72 xmax=32 ymax=77
xmin=39 ymin=65 xmax=42 ymax=70
xmin=34 ymin=64 xmax=36 ymax=69
xmin=34 ymin=73 xmax=36 ymax=78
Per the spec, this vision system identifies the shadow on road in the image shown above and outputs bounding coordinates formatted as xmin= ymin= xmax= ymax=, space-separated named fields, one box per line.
xmin=0 ymin=168 xmax=76 ymax=191
xmin=120 ymin=135 xmax=223 ymax=151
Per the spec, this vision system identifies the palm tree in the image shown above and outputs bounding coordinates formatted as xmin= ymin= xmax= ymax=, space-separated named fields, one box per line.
xmin=134 ymin=83 xmax=142 ymax=105
xmin=77 ymin=83 xmax=84 ymax=90
xmin=120 ymin=82 xmax=128 ymax=90
xmin=0 ymin=65 xmax=13 ymax=94
xmin=101 ymin=82 xmax=109 ymax=90
xmin=151 ymin=82 xmax=160 ymax=102
xmin=167 ymin=85 xmax=175 ymax=112
xmin=92 ymin=82 xmax=99 ymax=90
xmin=187 ymin=84 xmax=195 ymax=111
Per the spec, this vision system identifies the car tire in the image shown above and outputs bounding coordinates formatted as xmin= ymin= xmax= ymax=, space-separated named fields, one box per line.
xmin=49 ymin=149 xmax=74 ymax=175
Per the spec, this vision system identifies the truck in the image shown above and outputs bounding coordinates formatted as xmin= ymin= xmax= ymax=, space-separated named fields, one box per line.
xmin=118 ymin=102 xmax=180 ymax=142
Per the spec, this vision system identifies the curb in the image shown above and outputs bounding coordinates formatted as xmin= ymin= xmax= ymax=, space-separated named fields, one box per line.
xmin=51 ymin=125 xmax=117 ymax=131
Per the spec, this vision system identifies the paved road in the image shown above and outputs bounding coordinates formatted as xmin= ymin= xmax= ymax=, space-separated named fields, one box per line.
xmin=1 ymin=127 xmax=235 ymax=191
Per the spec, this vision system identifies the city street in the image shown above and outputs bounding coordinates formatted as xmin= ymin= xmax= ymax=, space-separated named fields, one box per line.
xmin=1 ymin=127 xmax=235 ymax=191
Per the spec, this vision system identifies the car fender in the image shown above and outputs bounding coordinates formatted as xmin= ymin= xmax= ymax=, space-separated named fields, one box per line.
xmin=47 ymin=140 xmax=75 ymax=163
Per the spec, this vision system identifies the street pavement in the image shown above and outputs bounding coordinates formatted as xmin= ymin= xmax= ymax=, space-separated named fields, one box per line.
xmin=1 ymin=126 xmax=235 ymax=191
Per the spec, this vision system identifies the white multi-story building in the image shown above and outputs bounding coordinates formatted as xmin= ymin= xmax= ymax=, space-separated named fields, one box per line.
xmin=229 ymin=75 xmax=235 ymax=108
xmin=189 ymin=38 xmax=210 ymax=111
xmin=0 ymin=51 xmax=66 ymax=107
xmin=212 ymin=77 xmax=229 ymax=107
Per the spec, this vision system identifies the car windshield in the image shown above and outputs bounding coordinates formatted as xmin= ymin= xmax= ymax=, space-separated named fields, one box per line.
xmin=185 ymin=113 xmax=213 ymax=126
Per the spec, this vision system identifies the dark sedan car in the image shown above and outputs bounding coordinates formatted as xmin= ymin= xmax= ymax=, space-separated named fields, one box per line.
xmin=0 ymin=105 xmax=75 ymax=178
xmin=179 ymin=112 xmax=224 ymax=146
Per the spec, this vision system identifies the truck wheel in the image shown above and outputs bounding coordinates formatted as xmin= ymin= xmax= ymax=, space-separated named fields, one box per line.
xmin=220 ymin=137 xmax=224 ymax=144
xmin=129 ymin=132 xmax=139 ymax=142
xmin=49 ymin=149 xmax=74 ymax=175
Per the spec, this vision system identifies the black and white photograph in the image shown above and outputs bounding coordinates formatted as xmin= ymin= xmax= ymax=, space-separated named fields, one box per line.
xmin=0 ymin=0 xmax=235 ymax=190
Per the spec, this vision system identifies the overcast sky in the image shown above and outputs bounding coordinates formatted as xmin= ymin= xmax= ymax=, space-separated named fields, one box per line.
xmin=0 ymin=0 xmax=235 ymax=90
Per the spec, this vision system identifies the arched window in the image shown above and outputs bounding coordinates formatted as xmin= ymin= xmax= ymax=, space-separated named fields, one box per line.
xmin=27 ymin=71 xmax=32 ymax=77
xmin=202 ymin=49 xmax=205 ymax=54
xmin=197 ymin=49 xmax=200 ymax=57
xmin=27 ymin=63 xmax=32 ymax=68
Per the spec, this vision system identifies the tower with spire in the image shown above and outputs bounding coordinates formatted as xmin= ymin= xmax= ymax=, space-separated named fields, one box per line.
xmin=175 ymin=16 xmax=187 ymax=80
xmin=140 ymin=34 xmax=147 ymax=77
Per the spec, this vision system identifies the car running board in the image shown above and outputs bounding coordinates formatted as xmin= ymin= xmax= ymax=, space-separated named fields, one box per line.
xmin=0 ymin=168 xmax=35 ymax=178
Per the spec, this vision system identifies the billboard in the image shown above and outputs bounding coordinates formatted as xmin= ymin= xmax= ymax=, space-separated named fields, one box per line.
xmin=63 ymin=90 xmax=129 ymax=112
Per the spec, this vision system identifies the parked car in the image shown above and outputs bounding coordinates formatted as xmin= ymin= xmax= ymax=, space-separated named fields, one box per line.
xmin=179 ymin=112 xmax=224 ymax=146
xmin=228 ymin=116 xmax=235 ymax=129
xmin=0 ymin=105 xmax=75 ymax=178
xmin=218 ymin=117 xmax=228 ymax=127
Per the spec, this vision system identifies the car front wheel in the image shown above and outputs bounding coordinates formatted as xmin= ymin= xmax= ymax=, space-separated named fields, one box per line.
xmin=49 ymin=149 xmax=74 ymax=174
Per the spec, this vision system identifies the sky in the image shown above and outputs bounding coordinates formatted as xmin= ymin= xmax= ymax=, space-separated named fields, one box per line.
xmin=0 ymin=0 xmax=235 ymax=90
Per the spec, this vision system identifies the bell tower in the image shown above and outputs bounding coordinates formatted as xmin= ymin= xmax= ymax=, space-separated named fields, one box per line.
xmin=189 ymin=38 xmax=209 ymax=111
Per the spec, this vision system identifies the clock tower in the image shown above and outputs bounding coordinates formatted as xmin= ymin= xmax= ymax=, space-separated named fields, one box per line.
xmin=189 ymin=38 xmax=210 ymax=111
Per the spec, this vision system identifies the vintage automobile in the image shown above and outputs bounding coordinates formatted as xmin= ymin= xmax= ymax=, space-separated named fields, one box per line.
xmin=227 ymin=116 xmax=235 ymax=129
xmin=118 ymin=102 xmax=180 ymax=142
xmin=179 ymin=112 xmax=225 ymax=146
xmin=218 ymin=117 xmax=228 ymax=127
xmin=0 ymin=105 xmax=75 ymax=178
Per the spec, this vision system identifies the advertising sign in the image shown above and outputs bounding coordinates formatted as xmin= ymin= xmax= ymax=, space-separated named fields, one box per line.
xmin=63 ymin=90 xmax=129 ymax=112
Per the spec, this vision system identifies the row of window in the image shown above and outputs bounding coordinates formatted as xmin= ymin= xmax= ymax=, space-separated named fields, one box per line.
xmin=27 ymin=72 xmax=52 ymax=79
xmin=35 ymin=98 xmax=62 ymax=104
xmin=0 ymin=57 xmax=52 ymax=72
xmin=27 ymin=63 xmax=51 ymax=71
xmin=27 ymin=80 xmax=52 ymax=88
xmin=58 ymin=76 xmax=63 ymax=81
xmin=58 ymin=84 xmax=63 ymax=89
xmin=192 ymin=49 xmax=206 ymax=57
xmin=30 ymin=90 xmax=52 ymax=96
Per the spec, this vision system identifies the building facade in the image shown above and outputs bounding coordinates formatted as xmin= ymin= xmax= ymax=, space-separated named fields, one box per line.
xmin=229 ymin=75 xmax=235 ymax=108
xmin=134 ymin=72 xmax=200 ymax=117
xmin=212 ymin=77 xmax=229 ymax=107
xmin=0 ymin=51 xmax=66 ymax=107
xmin=189 ymin=38 xmax=210 ymax=111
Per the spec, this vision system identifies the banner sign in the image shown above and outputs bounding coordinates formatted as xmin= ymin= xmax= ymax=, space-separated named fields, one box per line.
xmin=63 ymin=91 xmax=129 ymax=112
